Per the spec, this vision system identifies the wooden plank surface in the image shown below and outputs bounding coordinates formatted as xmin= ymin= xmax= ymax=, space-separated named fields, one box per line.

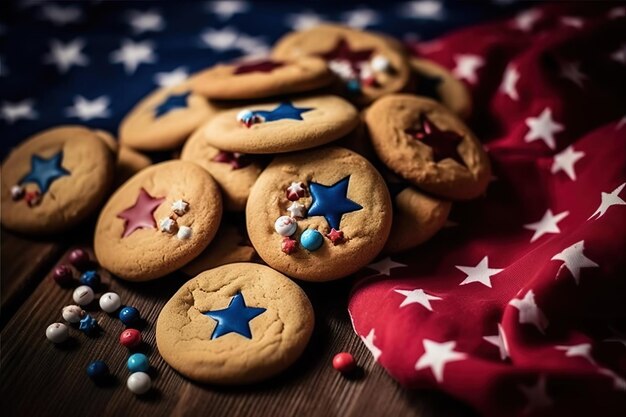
xmin=0 ymin=231 xmax=475 ymax=417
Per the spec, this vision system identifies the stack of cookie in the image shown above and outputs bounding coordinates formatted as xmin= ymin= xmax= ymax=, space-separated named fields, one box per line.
xmin=1 ymin=24 xmax=491 ymax=385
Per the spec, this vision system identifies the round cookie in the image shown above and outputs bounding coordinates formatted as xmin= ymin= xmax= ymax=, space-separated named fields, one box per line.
xmin=156 ymin=263 xmax=314 ymax=384
xmin=115 ymin=146 xmax=152 ymax=185
xmin=180 ymin=125 xmax=264 ymax=211
xmin=201 ymin=95 xmax=358 ymax=154
xmin=94 ymin=160 xmax=222 ymax=281
xmin=272 ymin=24 xmax=411 ymax=105
xmin=411 ymin=58 xmax=472 ymax=119
xmin=365 ymin=95 xmax=491 ymax=200
xmin=119 ymin=82 xmax=216 ymax=151
xmin=190 ymin=56 xmax=334 ymax=100
xmin=1 ymin=126 xmax=115 ymax=234
xmin=246 ymin=146 xmax=392 ymax=281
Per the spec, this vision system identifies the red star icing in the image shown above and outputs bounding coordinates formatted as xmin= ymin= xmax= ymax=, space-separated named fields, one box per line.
xmin=326 ymin=228 xmax=344 ymax=245
xmin=406 ymin=114 xmax=465 ymax=166
xmin=286 ymin=182 xmax=306 ymax=201
xmin=233 ymin=60 xmax=285 ymax=75
xmin=320 ymin=38 xmax=375 ymax=73
xmin=281 ymin=237 xmax=297 ymax=254
xmin=117 ymin=188 xmax=165 ymax=238
xmin=212 ymin=151 xmax=250 ymax=170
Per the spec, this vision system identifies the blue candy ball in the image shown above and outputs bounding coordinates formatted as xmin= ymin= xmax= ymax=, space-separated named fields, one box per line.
xmin=119 ymin=306 xmax=140 ymax=325
xmin=346 ymin=79 xmax=361 ymax=93
xmin=127 ymin=353 xmax=150 ymax=373
xmin=300 ymin=229 xmax=323 ymax=251
xmin=79 ymin=270 xmax=100 ymax=288
xmin=87 ymin=360 xmax=109 ymax=379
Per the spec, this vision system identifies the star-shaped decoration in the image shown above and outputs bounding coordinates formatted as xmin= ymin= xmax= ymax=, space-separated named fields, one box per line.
xmin=252 ymin=102 xmax=313 ymax=123
xmin=202 ymin=292 xmax=265 ymax=339
xmin=401 ymin=1 xmax=444 ymax=20
xmin=44 ymin=38 xmax=89 ymax=73
xmin=40 ymin=4 xmax=82 ymax=26
xmin=555 ymin=343 xmax=596 ymax=365
xmin=287 ymin=202 xmax=306 ymax=218
xmin=456 ymin=256 xmax=504 ymax=288
xmin=154 ymin=92 xmax=190 ymax=118
xmin=285 ymin=10 xmax=324 ymax=30
xmin=414 ymin=70 xmax=443 ymax=101
xmin=393 ymin=288 xmax=442 ymax=311
xmin=509 ymin=290 xmax=549 ymax=334
xmin=518 ymin=376 xmax=553 ymax=414
xmin=233 ymin=34 xmax=270 ymax=57
xmin=367 ymin=257 xmax=407 ymax=276
xmin=110 ymin=39 xmax=156 ymax=74
xmin=206 ymin=1 xmax=249 ymax=20
xmin=19 ymin=151 xmax=70 ymax=194
xmin=154 ymin=66 xmax=188 ymax=88
xmin=65 ymin=95 xmax=110 ymax=121
xmin=588 ymin=182 xmax=626 ymax=220
xmin=171 ymin=199 xmax=189 ymax=216
xmin=360 ymin=329 xmax=382 ymax=362
xmin=200 ymin=27 xmax=240 ymax=51
xmin=286 ymin=182 xmax=306 ymax=201
xmin=525 ymin=107 xmax=564 ymax=150
xmin=116 ymin=188 xmax=165 ymax=238
xmin=281 ymin=237 xmax=297 ymax=254
xmin=559 ymin=60 xmax=587 ymax=88
xmin=211 ymin=150 xmax=249 ymax=170
xmin=1 ymin=99 xmax=38 ymax=124
xmin=319 ymin=38 xmax=375 ymax=73
xmin=341 ymin=7 xmax=380 ymax=29
xmin=611 ymin=44 xmax=626 ymax=66
xmin=233 ymin=59 xmax=284 ymax=75
xmin=307 ymin=176 xmax=363 ymax=230
xmin=500 ymin=64 xmax=520 ymax=101
xmin=127 ymin=9 xmax=165 ymax=34
xmin=524 ymin=209 xmax=569 ymax=243
xmin=513 ymin=8 xmax=541 ymax=32
xmin=406 ymin=114 xmax=465 ymax=166
xmin=483 ymin=324 xmax=509 ymax=361
xmin=452 ymin=54 xmax=483 ymax=84
xmin=326 ymin=228 xmax=344 ymax=245
xmin=551 ymin=240 xmax=599 ymax=285
xmin=551 ymin=145 xmax=584 ymax=181
xmin=415 ymin=339 xmax=467 ymax=383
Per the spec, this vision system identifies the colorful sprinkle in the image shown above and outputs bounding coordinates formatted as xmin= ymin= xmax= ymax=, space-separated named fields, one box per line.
xmin=287 ymin=201 xmax=306 ymax=218
xmin=300 ymin=229 xmax=324 ymax=251
xmin=286 ymin=181 xmax=306 ymax=201
xmin=177 ymin=225 xmax=193 ymax=240
xmin=274 ymin=216 xmax=297 ymax=237
xmin=326 ymin=228 xmax=345 ymax=245
xmin=171 ymin=199 xmax=189 ymax=216
xmin=281 ymin=237 xmax=297 ymax=254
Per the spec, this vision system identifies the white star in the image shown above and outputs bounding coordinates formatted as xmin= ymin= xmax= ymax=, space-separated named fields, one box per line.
xmin=518 ymin=376 xmax=553 ymax=414
xmin=366 ymin=257 xmax=407 ymax=276
xmin=415 ymin=339 xmax=466 ymax=383
xmin=559 ymin=60 xmax=587 ymax=88
xmin=200 ymin=27 xmax=240 ymax=51
xmin=393 ymin=289 xmax=442 ymax=311
xmin=401 ymin=1 xmax=444 ymax=19
xmin=483 ymin=324 xmax=509 ymax=361
xmin=555 ymin=343 xmax=596 ymax=365
xmin=65 ymin=96 xmax=110 ymax=121
xmin=287 ymin=202 xmax=306 ymax=218
xmin=524 ymin=107 xmax=564 ymax=149
xmin=608 ymin=6 xmax=626 ymax=19
xmin=206 ymin=1 xmax=249 ymax=20
xmin=43 ymin=38 xmax=89 ymax=73
xmin=588 ymin=182 xmax=626 ymax=220
xmin=509 ymin=290 xmax=548 ymax=334
xmin=599 ymin=368 xmax=626 ymax=391
xmin=611 ymin=44 xmax=626 ymax=65
xmin=40 ymin=4 xmax=82 ymax=26
xmin=524 ymin=209 xmax=569 ymax=243
xmin=551 ymin=145 xmax=584 ymax=181
xmin=456 ymin=256 xmax=504 ymax=288
xmin=110 ymin=39 xmax=156 ymax=74
xmin=500 ymin=64 xmax=520 ymax=101
xmin=560 ymin=16 xmax=584 ymax=29
xmin=513 ymin=8 xmax=541 ymax=31
xmin=0 ymin=99 xmax=38 ymax=124
xmin=452 ymin=54 xmax=484 ymax=84
xmin=360 ymin=329 xmax=382 ymax=362
xmin=342 ymin=8 xmax=380 ymax=29
xmin=285 ymin=10 xmax=325 ymax=31
xmin=154 ymin=66 xmax=188 ymax=88
xmin=127 ymin=9 xmax=165 ymax=34
xmin=171 ymin=199 xmax=189 ymax=215
xmin=235 ymin=34 xmax=270 ymax=57
xmin=551 ymin=240 xmax=599 ymax=285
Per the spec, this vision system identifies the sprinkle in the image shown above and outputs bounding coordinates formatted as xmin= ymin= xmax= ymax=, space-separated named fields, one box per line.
xmin=177 ymin=226 xmax=192 ymax=240
xmin=159 ymin=217 xmax=177 ymax=233
xmin=171 ymin=199 xmax=189 ymax=216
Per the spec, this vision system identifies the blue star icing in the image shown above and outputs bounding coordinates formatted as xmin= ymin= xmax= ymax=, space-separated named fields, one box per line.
xmin=19 ymin=151 xmax=70 ymax=194
xmin=202 ymin=292 xmax=266 ymax=340
xmin=253 ymin=102 xmax=313 ymax=122
xmin=307 ymin=176 xmax=363 ymax=230
xmin=154 ymin=92 xmax=190 ymax=117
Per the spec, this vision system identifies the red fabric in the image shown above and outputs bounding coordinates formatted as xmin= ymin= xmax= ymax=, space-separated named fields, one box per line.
xmin=348 ymin=4 xmax=626 ymax=417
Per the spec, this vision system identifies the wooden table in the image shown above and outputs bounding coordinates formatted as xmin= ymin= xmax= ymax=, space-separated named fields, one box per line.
xmin=1 ymin=226 xmax=475 ymax=417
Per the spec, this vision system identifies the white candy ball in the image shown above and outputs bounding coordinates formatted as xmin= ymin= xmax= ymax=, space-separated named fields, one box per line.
xmin=371 ymin=55 xmax=391 ymax=73
xmin=274 ymin=216 xmax=297 ymax=236
xmin=177 ymin=226 xmax=192 ymax=240
xmin=127 ymin=372 xmax=152 ymax=395
xmin=99 ymin=292 xmax=122 ymax=313
xmin=73 ymin=285 xmax=95 ymax=306
xmin=236 ymin=109 xmax=254 ymax=122
xmin=62 ymin=305 xmax=84 ymax=323
xmin=46 ymin=323 xmax=69 ymax=343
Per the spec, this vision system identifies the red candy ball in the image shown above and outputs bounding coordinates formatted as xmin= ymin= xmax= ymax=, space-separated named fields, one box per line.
xmin=332 ymin=352 xmax=356 ymax=373
xmin=52 ymin=264 xmax=73 ymax=286
xmin=68 ymin=248 xmax=90 ymax=269
xmin=119 ymin=328 xmax=142 ymax=348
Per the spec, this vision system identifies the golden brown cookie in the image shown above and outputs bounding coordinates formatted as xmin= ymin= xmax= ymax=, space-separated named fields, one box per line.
xmin=119 ymin=82 xmax=216 ymax=151
xmin=94 ymin=160 xmax=222 ymax=281
xmin=156 ymin=263 xmax=314 ymax=384
xmin=180 ymin=125 xmax=264 ymax=211
xmin=1 ymin=126 xmax=115 ymax=234
xmin=365 ymin=95 xmax=491 ymax=200
xmin=115 ymin=146 xmax=151 ymax=184
xmin=190 ymin=56 xmax=334 ymax=100
xmin=200 ymin=95 xmax=358 ymax=154
xmin=272 ymin=24 xmax=411 ymax=105
xmin=246 ymin=146 xmax=392 ymax=281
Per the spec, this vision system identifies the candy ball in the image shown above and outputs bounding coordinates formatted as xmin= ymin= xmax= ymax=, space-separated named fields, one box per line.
xmin=177 ymin=226 xmax=192 ymax=240
xmin=300 ymin=229 xmax=323 ymax=251
xmin=10 ymin=184 xmax=25 ymax=200
xmin=87 ymin=360 xmax=109 ymax=380
xmin=68 ymin=248 xmax=90 ymax=269
xmin=346 ymin=79 xmax=361 ymax=93
xmin=127 ymin=372 xmax=152 ymax=395
xmin=72 ymin=285 xmax=95 ymax=306
xmin=119 ymin=306 xmax=140 ymax=325
xmin=127 ymin=353 xmax=150 ymax=373
xmin=52 ymin=264 xmax=73 ymax=286
xmin=62 ymin=305 xmax=85 ymax=323
xmin=99 ymin=292 xmax=122 ymax=313
xmin=46 ymin=323 xmax=69 ymax=343
xmin=119 ymin=328 xmax=142 ymax=348
xmin=274 ymin=216 xmax=297 ymax=236
xmin=79 ymin=270 xmax=100 ymax=288
xmin=332 ymin=352 xmax=356 ymax=373
xmin=371 ymin=55 xmax=391 ymax=73
xmin=236 ymin=109 xmax=254 ymax=123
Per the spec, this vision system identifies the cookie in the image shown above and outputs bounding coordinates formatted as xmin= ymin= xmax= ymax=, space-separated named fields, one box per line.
xmin=94 ymin=160 xmax=222 ymax=281
xmin=156 ymin=263 xmax=314 ymax=384
xmin=272 ymin=24 xmax=411 ymax=105
xmin=365 ymin=94 xmax=491 ymax=200
xmin=200 ymin=95 xmax=358 ymax=154
xmin=246 ymin=146 xmax=392 ymax=281
xmin=180 ymin=125 xmax=264 ymax=211
xmin=190 ymin=56 xmax=334 ymax=100
xmin=411 ymin=58 xmax=472 ymax=119
xmin=1 ymin=126 xmax=115 ymax=234
xmin=119 ymin=82 xmax=216 ymax=151
xmin=93 ymin=129 xmax=152 ymax=185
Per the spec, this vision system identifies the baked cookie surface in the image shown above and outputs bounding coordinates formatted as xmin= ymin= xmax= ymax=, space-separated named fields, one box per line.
xmin=156 ymin=263 xmax=314 ymax=384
